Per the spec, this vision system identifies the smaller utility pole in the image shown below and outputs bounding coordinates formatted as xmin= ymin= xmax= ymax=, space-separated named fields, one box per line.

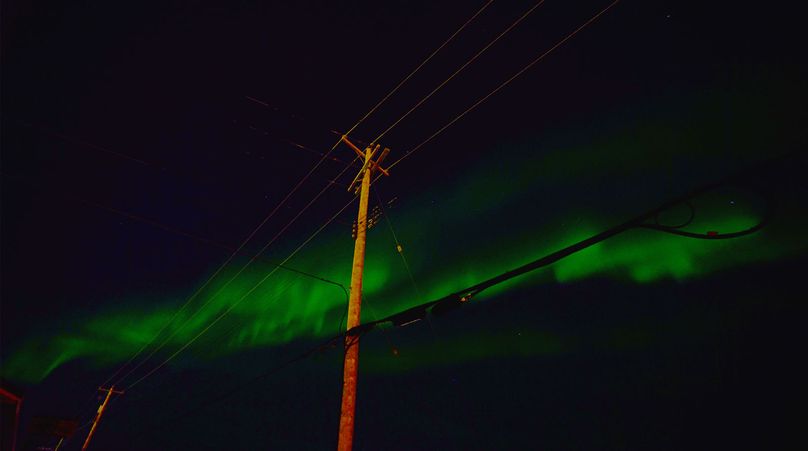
xmin=81 ymin=386 xmax=124 ymax=451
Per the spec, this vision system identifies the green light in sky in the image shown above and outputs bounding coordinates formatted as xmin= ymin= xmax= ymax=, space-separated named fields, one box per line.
xmin=3 ymin=74 xmax=804 ymax=383
xmin=3 ymin=204 xmax=791 ymax=384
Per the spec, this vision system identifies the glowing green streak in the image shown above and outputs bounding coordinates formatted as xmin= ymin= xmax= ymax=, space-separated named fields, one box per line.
xmin=0 ymin=201 xmax=783 ymax=383
xmin=3 ymin=74 xmax=804 ymax=383
xmin=5 ymin=202 xmax=787 ymax=384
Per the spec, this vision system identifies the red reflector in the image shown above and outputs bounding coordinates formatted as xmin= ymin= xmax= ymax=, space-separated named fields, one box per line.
xmin=707 ymin=231 xmax=718 ymax=236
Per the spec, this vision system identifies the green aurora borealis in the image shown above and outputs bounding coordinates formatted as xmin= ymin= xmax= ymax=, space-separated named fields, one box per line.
xmin=3 ymin=73 xmax=805 ymax=385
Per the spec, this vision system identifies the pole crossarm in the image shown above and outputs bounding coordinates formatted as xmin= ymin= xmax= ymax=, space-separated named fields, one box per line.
xmin=342 ymin=136 xmax=391 ymax=193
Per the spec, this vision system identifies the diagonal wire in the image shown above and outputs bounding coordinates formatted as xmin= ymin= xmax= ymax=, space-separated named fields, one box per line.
xmin=101 ymin=146 xmax=340 ymax=388
xmin=195 ymin=0 xmax=496 ymax=349
xmin=371 ymin=0 xmax=546 ymax=144
xmin=195 ymin=271 xmax=306 ymax=354
xmin=123 ymin=333 xmax=344 ymax=445
xmin=343 ymin=0 xmax=494 ymax=139
xmin=189 ymin=265 xmax=340 ymax=360
xmin=100 ymin=0 xmax=627 ymax=427
xmin=113 ymin=158 xmax=357 ymax=387
xmin=124 ymin=0 xmax=493 ymax=385
xmin=373 ymin=188 xmax=422 ymax=301
xmin=98 ymin=0 xmax=492 ymax=397
xmin=125 ymin=192 xmax=359 ymax=389
xmin=122 ymin=155 xmax=782 ymax=440
xmin=387 ymin=0 xmax=622 ymax=171
xmin=0 ymin=171 xmax=346 ymax=289
xmin=372 ymin=186 xmax=442 ymax=341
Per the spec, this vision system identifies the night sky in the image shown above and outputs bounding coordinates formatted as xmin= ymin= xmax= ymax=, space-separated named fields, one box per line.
xmin=2 ymin=1 xmax=807 ymax=450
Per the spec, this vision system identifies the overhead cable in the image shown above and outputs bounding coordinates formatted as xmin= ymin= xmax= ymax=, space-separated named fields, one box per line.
xmin=115 ymin=0 xmax=498 ymax=391
xmin=347 ymin=0 xmax=494 ymax=140
xmin=372 ymin=0 xmax=547 ymax=144
xmin=132 ymin=154 xmax=785 ymax=434
xmin=125 ymin=193 xmax=359 ymax=389
xmin=387 ymin=0 xmax=622 ymax=171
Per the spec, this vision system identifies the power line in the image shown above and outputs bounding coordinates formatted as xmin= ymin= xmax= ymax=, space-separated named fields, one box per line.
xmin=151 ymin=0 xmax=500 ymax=368
xmin=371 ymin=0 xmax=546 ymax=144
xmin=236 ymin=120 xmax=359 ymax=169
xmin=123 ymin=334 xmax=344 ymax=446
xmin=300 ymin=0 xmax=493 ymax=163
xmin=78 ymin=1 xmax=784 ymax=442
xmin=102 ymin=132 xmax=345 ymax=390
xmin=346 ymin=0 xmax=494 ymax=140
xmin=373 ymin=187 xmax=423 ymax=301
xmin=15 ymin=120 xmax=151 ymax=166
xmin=226 ymin=2 xmax=498 ymax=369
xmin=236 ymin=98 xmax=362 ymax=168
xmin=14 ymin=119 xmax=292 ymax=195
xmin=205 ymin=270 xmax=348 ymax=351
xmin=0 ymin=171 xmax=345 ymax=288
xmin=199 ymin=0 xmax=501 ymax=359
xmin=126 ymin=155 xmax=784 ymax=436
xmin=125 ymin=193 xmax=359 ymax=390
xmin=361 ymin=164 xmax=775 ymax=333
xmin=115 ymin=0 xmax=499 ymax=391
xmin=75 ymin=1 xmax=519 ymax=437
xmin=8 ymin=121 xmax=350 ymax=389
xmin=113 ymin=157 xmax=357 ymax=387
xmin=387 ymin=0 xmax=622 ymax=172
xmin=244 ymin=95 xmax=363 ymax=144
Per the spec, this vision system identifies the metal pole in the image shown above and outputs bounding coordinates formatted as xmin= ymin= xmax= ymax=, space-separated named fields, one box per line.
xmin=337 ymin=146 xmax=372 ymax=451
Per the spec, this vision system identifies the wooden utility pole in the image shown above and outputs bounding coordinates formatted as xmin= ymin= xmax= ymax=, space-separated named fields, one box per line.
xmin=337 ymin=136 xmax=389 ymax=451
xmin=81 ymin=386 xmax=123 ymax=451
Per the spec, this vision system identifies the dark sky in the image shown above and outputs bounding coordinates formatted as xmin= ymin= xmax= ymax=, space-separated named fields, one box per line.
xmin=2 ymin=1 xmax=807 ymax=450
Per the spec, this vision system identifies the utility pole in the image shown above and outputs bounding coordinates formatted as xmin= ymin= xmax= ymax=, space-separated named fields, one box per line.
xmin=337 ymin=136 xmax=389 ymax=451
xmin=81 ymin=386 xmax=124 ymax=451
